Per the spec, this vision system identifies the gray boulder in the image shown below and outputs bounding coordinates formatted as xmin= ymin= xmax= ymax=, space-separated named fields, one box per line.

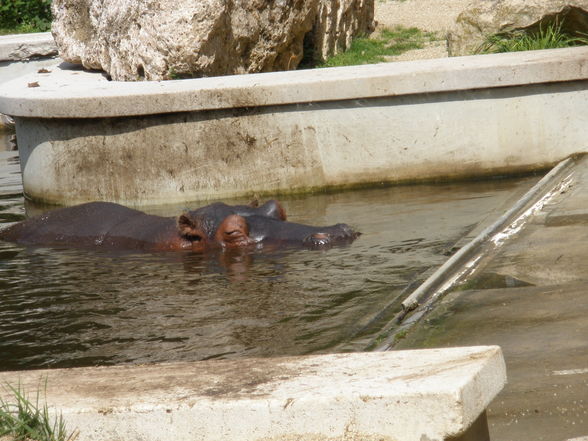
xmin=51 ymin=0 xmax=374 ymax=81
xmin=448 ymin=0 xmax=588 ymax=56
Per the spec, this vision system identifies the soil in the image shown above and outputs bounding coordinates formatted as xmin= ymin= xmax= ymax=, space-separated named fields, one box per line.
xmin=373 ymin=0 xmax=472 ymax=61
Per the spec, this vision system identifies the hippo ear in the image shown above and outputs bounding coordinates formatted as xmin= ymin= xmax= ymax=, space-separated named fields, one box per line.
xmin=215 ymin=214 xmax=253 ymax=247
xmin=259 ymin=199 xmax=287 ymax=221
xmin=177 ymin=213 xmax=203 ymax=240
xmin=248 ymin=199 xmax=259 ymax=208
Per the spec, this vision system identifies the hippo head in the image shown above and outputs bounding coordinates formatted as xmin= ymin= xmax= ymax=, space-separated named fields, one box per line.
xmin=175 ymin=199 xmax=360 ymax=252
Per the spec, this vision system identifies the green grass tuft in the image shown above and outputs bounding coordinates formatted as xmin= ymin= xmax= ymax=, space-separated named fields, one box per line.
xmin=0 ymin=23 xmax=45 ymax=35
xmin=0 ymin=382 xmax=77 ymax=441
xmin=318 ymin=26 xmax=438 ymax=68
xmin=478 ymin=21 xmax=588 ymax=54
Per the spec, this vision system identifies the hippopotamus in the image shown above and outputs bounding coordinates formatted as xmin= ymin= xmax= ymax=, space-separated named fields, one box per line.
xmin=0 ymin=200 xmax=360 ymax=252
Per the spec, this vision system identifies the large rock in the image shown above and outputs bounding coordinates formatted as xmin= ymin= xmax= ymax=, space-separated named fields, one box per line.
xmin=448 ymin=0 xmax=588 ymax=56
xmin=51 ymin=0 xmax=374 ymax=81
xmin=313 ymin=0 xmax=374 ymax=63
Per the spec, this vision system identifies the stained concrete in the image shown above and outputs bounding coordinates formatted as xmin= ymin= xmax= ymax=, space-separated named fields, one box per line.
xmin=0 ymin=347 xmax=505 ymax=441
xmin=395 ymin=155 xmax=588 ymax=441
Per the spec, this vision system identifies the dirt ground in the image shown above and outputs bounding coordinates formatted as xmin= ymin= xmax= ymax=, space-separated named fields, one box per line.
xmin=373 ymin=0 xmax=472 ymax=61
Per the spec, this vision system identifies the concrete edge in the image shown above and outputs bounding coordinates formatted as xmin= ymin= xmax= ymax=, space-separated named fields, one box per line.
xmin=1 ymin=46 xmax=588 ymax=118
xmin=372 ymin=155 xmax=581 ymax=350
xmin=0 ymin=346 xmax=507 ymax=441
xmin=0 ymin=32 xmax=57 ymax=62
xmin=400 ymin=156 xmax=577 ymax=313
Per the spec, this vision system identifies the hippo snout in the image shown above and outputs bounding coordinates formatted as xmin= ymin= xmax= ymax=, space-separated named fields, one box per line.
xmin=302 ymin=223 xmax=361 ymax=247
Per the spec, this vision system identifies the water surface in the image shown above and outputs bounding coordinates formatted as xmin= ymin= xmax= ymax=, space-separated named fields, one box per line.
xmin=0 ymin=137 xmax=540 ymax=370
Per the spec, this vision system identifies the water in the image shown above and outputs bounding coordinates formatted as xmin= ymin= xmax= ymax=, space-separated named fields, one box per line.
xmin=0 ymin=136 xmax=540 ymax=371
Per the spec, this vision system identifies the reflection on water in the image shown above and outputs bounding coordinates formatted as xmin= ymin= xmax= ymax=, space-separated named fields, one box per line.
xmin=0 ymin=139 xmax=540 ymax=370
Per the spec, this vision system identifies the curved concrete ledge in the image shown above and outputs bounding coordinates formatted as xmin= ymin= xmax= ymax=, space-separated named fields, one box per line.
xmin=0 ymin=346 xmax=506 ymax=441
xmin=1 ymin=47 xmax=588 ymax=118
xmin=2 ymin=47 xmax=588 ymax=205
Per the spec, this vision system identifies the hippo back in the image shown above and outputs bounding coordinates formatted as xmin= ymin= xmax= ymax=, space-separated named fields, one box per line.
xmin=0 ymin=202 xmax=147 ymax=247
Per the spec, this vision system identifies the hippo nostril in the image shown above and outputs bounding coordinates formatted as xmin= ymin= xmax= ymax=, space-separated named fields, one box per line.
xmin=186 ymin=234 xmax=202 ymax=242
xmin=336 ymin=224 xmax=359 ymax=238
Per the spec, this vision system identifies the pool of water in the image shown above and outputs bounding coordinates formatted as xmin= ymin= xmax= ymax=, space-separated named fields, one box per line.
xmin=0 ymin=136 xmax=540 ymax=371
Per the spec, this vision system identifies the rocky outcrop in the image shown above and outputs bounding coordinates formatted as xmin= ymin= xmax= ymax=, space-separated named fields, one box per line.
xmin=0 ymin=114 xmax=15 ymax=133
xmin=51 ymin=0 xmax=374 ymax=81
xmin=448 ymin=0 xmax=588 ymax=56
xmin=313 ymin=0 xmax=374 ymax=63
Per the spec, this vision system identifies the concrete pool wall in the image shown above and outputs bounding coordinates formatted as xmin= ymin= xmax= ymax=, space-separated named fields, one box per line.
xmin=1 ymin=45 xmax=588 ymax=206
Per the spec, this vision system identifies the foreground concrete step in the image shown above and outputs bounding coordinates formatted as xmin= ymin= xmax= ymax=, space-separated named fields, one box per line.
xmin=0 ymin=346 xmax=505 ymax=441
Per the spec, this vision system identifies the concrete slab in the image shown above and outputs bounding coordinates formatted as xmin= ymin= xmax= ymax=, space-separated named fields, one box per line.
xmin=0 ymin=347 xmax=506 ymax=441
xmin=0 ymin=32 xmax=56 ymax=61
xmin=0 ymin=58 xmax=61 ymax=86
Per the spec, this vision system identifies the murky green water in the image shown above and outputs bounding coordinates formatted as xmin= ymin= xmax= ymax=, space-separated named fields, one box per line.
xmin=0 ymin=137 xmax=540 ymax=371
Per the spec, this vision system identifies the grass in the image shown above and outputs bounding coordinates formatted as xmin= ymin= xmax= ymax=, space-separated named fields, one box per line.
xmin=0 ymin=383 xmax=77 ymax=441
xmin=478 ymin=21 xmax=588 ymax=54
xmin=318 ymin=26 xmax=438 ymax=67
xmin=0 ymin=23 xmax=47 ymax=36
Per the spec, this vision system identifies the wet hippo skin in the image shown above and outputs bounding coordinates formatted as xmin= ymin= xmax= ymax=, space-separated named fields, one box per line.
xmin=0 ymin=200 xmax=360 ymax=252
